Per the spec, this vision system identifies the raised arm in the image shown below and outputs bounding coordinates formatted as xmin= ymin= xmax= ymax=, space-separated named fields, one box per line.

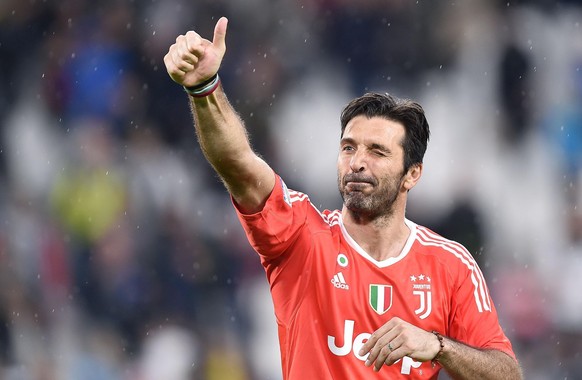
xmin=163 ymin=17 xmax=275 ymax=214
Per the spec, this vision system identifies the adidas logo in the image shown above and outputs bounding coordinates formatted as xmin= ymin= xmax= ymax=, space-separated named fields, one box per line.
xmin=331 ymin=272 xmax=349 ymax=290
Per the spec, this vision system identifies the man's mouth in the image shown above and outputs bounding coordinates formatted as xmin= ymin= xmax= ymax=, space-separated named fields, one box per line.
xmin=344 ymin=174 xmax=376 ymax=188
xmin=345 ymin=182 xmax=370 ymax=192
xmin=344 ymin=179 xmax=375 ymax=192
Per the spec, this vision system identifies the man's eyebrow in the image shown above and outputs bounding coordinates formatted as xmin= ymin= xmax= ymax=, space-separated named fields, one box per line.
xmin=369 ymin=143 xmax=391 ymax=153
xmin=340 ymin=138 xmax=391 ymax=153
xmin=340 ymin=137 xmax=356 ymax=145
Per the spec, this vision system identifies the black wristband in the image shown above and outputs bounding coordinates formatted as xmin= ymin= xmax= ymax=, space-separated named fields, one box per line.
xmin=184 ymin=73 xmax=218 ymax=93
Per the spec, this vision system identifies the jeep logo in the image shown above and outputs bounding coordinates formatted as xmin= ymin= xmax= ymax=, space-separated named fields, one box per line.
xmin=327 ymin=319 xmax=422 ymax=375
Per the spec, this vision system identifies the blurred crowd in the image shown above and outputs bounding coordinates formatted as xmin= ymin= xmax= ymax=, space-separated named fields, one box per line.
xmin=1 ymin=0 xmax=581 ymax=379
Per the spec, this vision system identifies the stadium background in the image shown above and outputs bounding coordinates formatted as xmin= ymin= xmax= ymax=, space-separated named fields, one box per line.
xmin=1 ymin=0 xmax=581 ymax=378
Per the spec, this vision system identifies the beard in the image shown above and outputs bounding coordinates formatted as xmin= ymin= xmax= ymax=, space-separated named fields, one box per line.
xmin=338 ymin=170 xmax=405 ymax=220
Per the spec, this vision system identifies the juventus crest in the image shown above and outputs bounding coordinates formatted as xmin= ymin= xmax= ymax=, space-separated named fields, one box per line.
xmin=410 ymin=273 xmax=432 ymax=319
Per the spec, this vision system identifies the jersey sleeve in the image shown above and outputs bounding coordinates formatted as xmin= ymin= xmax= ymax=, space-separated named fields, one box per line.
xmin=448 ymin=259 xmax=517 ymax=360
xmin=233 ymin=173 xmax=321 ymax=324
xmin=232 ymin=173 xmax=311 ymax=261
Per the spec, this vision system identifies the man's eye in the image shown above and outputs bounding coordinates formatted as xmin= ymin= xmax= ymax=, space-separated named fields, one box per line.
xmin=342 ymin=146 xmax=354 ymax=151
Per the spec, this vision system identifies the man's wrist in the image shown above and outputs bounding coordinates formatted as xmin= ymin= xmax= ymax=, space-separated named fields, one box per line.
xmin=184 ymin=73 xmax=220 ymax=97
xmin=431 ymin=331 xmax=445 ymax=367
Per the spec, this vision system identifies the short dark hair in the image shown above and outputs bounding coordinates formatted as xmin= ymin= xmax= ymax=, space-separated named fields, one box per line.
xmin=340 ymin=92 xmax=430 ymax=173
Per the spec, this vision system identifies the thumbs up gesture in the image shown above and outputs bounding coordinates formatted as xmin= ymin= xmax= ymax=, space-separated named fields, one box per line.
xmin=164 ymin=17 xmax=228 ymax=88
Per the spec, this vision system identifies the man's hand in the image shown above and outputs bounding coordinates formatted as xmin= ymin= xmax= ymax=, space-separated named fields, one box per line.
xmin=358 ymin=317 xmax=440 ymax=372
xmin=164 ymin=17 xmax=228 ymax=88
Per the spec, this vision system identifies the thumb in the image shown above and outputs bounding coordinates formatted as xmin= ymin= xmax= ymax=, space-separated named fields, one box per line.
xmin=213 ymin=17 xmax=228 ymax=50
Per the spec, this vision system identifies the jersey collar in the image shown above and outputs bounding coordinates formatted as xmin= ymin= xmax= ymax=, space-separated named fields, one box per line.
xmin=338 ymin=217 xmax=417 ymax=268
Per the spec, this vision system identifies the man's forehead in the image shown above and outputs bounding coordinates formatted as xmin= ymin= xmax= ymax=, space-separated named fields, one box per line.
xmin=343 ymin=116 xmax=405 ymax=142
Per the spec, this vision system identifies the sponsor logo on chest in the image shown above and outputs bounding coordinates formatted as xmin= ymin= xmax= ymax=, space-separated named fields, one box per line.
xmin=327 ymin=320 xmax=423 ymax=375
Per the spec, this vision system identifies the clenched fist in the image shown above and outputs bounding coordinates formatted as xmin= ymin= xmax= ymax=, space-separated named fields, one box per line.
xmin=164 ymin=17 xmax=228 ymax=88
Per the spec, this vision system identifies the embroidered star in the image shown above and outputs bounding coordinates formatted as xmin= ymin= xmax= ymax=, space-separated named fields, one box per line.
xmin=410 ymin=275 xmax=417 ymax=282
xmin=418 ymin=274 xmax=425 ymax=281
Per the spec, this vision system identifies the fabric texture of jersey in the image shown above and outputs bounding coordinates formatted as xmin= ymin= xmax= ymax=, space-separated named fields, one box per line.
xmin=234 ymin=174 xmax=516 ymax=380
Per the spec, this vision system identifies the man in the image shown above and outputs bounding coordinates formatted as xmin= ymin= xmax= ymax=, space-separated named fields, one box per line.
xmin=163 ymin=17 xmax=522 ymax=379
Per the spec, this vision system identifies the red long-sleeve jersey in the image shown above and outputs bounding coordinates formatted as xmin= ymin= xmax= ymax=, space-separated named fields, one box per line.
xmin=234 ymin=174 xmax=515 ymax=379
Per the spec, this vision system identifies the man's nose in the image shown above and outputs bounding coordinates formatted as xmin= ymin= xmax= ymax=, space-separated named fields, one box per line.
xmin=349 ymin=151 xmax=366 ymax=172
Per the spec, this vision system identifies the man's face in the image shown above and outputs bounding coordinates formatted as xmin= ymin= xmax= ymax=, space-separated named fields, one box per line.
xmin=337 ymin=115 xmax=407 ymax=219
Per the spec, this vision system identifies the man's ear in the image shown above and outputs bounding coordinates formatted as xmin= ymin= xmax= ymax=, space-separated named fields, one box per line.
xmin=403 ymin=163 xmax=423 ymax=191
